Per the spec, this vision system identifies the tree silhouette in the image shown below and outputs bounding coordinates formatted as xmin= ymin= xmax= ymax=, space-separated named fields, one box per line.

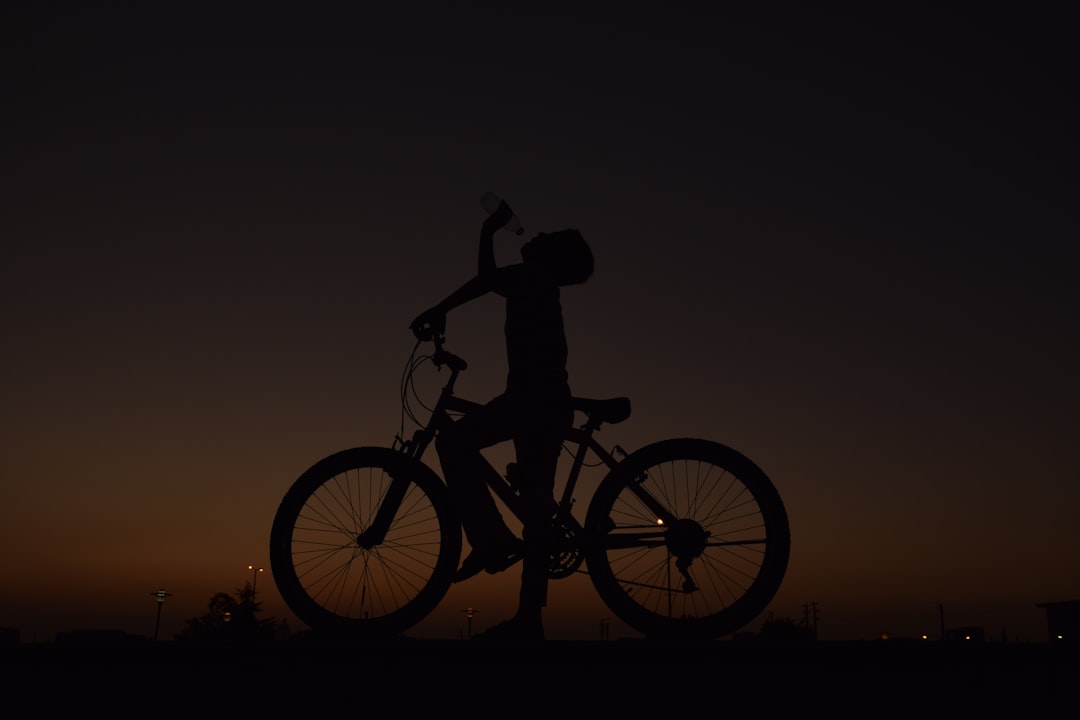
xmin=175 ymin=582 xmax=287 ymax=646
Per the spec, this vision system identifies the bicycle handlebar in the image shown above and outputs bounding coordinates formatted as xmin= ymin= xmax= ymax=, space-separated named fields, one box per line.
xmin=428 ymin=331 xmax=468 ymax=372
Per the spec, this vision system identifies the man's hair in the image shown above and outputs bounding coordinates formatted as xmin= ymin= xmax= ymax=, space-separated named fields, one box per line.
xmin=540 ymin=229 xmax=593 ymax=285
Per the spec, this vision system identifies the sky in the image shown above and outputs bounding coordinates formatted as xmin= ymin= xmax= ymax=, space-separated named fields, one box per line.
xmin=2 ymin=3 xmax=1077 ymax=643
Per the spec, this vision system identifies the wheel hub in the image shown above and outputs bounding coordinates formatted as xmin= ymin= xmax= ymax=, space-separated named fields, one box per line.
xmin=665 ymin=518 xmax=708 ymax=559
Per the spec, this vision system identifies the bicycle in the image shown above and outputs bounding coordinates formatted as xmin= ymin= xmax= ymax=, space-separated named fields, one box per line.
xmin=269 ymin=331 xmax=791 ymax=641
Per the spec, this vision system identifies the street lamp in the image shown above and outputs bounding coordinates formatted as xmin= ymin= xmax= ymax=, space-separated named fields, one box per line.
xmin=247 ymin=564 xmax=264 ymax=602
xmin=463 ymin=607 xmax=478 ymax=639
xmin=150 ymin=588 xmax=172 ymax=641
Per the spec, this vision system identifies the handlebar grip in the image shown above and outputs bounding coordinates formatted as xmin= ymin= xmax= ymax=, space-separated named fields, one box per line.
xmin=420 ymin=330 xmax=466 ymax=371
xmin=444 ymin=353 xmax=467 ymax=372
xmin=434 ymin=347 xmax=467 ymax=372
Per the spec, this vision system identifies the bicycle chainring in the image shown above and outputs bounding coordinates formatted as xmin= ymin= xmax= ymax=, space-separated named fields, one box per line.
xmin=546 ymin=517 xmax=584 ymax=579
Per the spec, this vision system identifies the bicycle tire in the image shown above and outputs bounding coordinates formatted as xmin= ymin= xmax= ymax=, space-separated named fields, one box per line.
xmin=269 ymin=446 xmax=461 ymax=638
xmin=584 ymin=438 xmax=790 ymax=640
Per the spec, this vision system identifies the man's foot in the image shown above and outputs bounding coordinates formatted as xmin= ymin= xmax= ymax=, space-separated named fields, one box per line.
xmin=453 ymin=538 xmax=524 ymax=583
xmin=471 ymin=616 xmax=545 ymax=643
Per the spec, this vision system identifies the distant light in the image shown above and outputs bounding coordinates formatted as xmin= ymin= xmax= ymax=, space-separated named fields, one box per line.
xmin=921 ymin=634 xmax=929 ymax=640
xmin=656 ymin=519 xmax=664 ymax=525
xmin=964 ymin=634 xmax=971 ymax=640
xmin=880 ymin=632 xmax=889 ymax=640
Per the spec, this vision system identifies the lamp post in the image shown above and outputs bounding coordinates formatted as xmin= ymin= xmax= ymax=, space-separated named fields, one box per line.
xmin=463 ymin=607 xmax=477 ymax=639
xmin=150 ymin=588 xmax=172 ymax=641
xmin=247 ymin=564 xmax=264 ymax=602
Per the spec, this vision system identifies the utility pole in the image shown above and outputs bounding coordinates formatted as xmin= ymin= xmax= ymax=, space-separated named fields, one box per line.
xmin=247 ymin=564 xmax=264 ymax=603
xmin=150 ymin=588 xmax=172 ymax=641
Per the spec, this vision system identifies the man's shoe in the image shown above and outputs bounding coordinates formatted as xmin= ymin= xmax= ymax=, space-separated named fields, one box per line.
xmin=452 ymin=550 xmax=489 ymax=583
xmin=453 ymin=539 xmax=523 ymax=583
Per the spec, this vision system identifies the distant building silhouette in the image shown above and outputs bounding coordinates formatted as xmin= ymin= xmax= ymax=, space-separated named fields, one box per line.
xmin=1037 ymin=599 xmax=1080 ymax=644
xmin=0 ymin=627 xmax=18 ymax=648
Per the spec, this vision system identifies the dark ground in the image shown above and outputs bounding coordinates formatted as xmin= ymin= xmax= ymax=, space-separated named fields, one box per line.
xmin=2 ymin=636 xmax=1075 ymax=706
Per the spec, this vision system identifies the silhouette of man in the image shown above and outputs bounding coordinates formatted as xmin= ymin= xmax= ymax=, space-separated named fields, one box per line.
xmin=409 ymin=198 xmax=593 ymax=641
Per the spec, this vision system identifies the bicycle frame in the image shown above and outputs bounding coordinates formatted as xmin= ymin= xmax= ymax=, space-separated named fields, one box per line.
xmin=358 ymin=334 xmax=677 ymax=553
xmin=273 ymin=329 xmax=789 ymax=641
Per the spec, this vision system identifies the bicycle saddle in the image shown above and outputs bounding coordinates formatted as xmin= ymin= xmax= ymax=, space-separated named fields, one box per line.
xmin=572 ymin=396 xmax=631 ymax=425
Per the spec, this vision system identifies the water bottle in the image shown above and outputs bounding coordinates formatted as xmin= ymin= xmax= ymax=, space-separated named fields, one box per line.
xmin=480 ymin=191 xmax=525 ymax=235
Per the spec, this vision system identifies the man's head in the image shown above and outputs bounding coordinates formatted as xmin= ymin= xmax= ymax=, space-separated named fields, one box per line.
xmin=521 ymin=229 xmax=594 ymax=285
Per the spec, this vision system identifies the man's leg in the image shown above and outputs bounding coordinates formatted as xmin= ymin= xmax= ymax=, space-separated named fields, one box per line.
xmin=435 ymin=394 xmax=521 ymax=578
xmin=515 ymin=456 xmax=558 ymax=617
xmin=512 ymin=396 xmax=572 ymax=629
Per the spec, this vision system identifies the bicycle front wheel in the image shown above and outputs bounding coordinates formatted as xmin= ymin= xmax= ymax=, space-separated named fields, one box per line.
xmin=269 ymin=446 xmax=461 ymax=638
xmin=584 ymin=438 xmax=790 ymax=640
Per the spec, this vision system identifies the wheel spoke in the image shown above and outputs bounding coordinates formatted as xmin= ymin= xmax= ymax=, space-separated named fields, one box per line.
xmin=585 ymin=439 xmax=789 ymax=639
xmin=269 ymin=448 xmax=460 ymax=637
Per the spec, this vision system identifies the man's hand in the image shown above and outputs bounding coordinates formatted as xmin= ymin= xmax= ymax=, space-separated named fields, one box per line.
xmin=409 ymin=308 xmax=446 ymax=340
xmin=482 ymin=199 xmax=514 ymax=234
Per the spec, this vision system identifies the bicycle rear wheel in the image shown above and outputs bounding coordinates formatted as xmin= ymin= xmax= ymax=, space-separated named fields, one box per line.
xmin=269 ymin=446 xmax=461 ymax=638
xmin=584 ymin=438 xmax=790 ymax=640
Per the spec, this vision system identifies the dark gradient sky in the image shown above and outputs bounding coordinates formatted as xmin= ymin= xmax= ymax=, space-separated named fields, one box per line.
xmin=3 ymin=4 xmax=1076 ymax=643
